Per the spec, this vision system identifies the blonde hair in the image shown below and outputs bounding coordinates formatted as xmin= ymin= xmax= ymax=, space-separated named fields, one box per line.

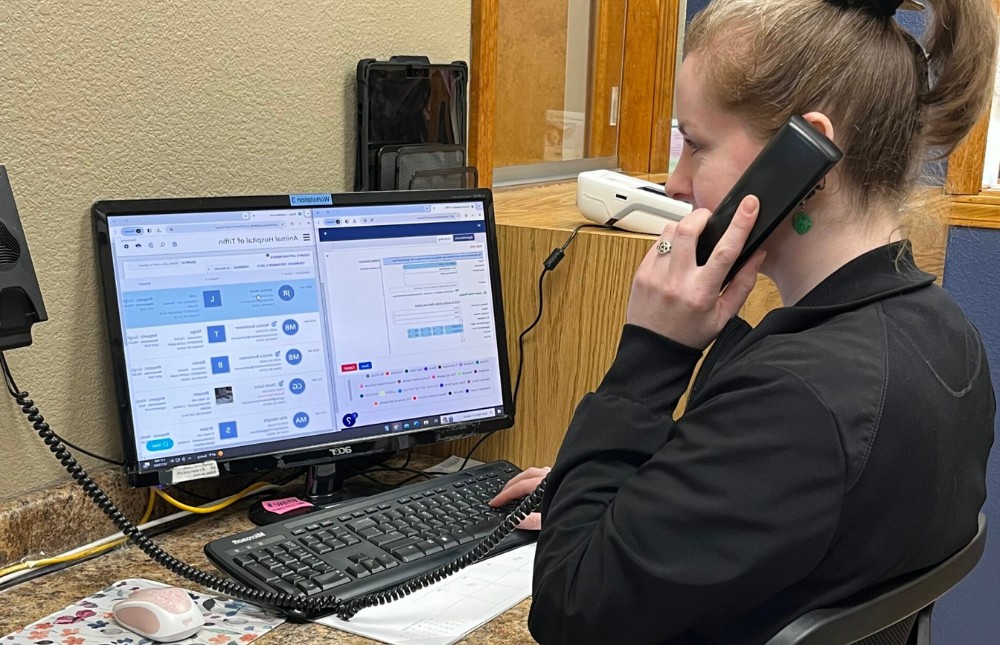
xmin=684 ymin=0 xmax=998 ymax=212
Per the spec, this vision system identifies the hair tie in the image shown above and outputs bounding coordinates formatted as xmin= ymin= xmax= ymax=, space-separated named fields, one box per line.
xmin=826 ymin=0 xmax=906 ymax=19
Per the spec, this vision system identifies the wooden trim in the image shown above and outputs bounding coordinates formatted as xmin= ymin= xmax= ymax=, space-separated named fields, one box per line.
xmin=949 ymin=201 xmax=1000 ymax=230
xmin=945 ymin=111 xmax=991 ymax=196
xmin=649 ymin=0 xmax=682 ymax=174
xmin=469 ymin=0 xmax=499 ymax=188
xmin=618 ymin=0 xmax=663 ymax=173
xmin=587 ymin=0 xmax=627 ymax=159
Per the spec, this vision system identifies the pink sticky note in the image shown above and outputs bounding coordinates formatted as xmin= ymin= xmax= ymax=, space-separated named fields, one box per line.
xmin=261 ymin=497 xmax=314 ymax=514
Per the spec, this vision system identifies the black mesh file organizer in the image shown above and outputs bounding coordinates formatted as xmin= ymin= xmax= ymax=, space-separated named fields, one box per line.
xmin=409 ymin=166 xmax=479 ymax=190
xmin=395 ymin=144 xmax=466 ymax=190
xmin=378 ymin=144 xmax=469 ymax=190
xmin=355 ymin=56 xmax=469 ymax=191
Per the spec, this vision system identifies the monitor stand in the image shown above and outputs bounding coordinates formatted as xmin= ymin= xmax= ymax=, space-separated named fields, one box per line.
xmin=247 ymin=456 xmax=393 ymax=526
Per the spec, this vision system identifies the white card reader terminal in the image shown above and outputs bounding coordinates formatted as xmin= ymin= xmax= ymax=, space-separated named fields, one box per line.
xmin=576 ymin=170 xmax=692 ymax=235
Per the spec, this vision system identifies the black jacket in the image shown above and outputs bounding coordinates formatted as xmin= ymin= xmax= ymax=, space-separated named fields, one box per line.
xmin=528 ymin=242 xmax=995 ymax=645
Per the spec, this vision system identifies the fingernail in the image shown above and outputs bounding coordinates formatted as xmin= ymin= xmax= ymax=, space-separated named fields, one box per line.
xmin=743 ymin=196 xmax=759 ymax=214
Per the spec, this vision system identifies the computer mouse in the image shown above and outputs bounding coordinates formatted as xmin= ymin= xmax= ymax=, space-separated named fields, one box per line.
xmin=112 ymin=586 xmax=205 ymax=642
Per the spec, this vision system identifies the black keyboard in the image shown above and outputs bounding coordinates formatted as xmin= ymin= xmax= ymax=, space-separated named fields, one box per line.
xmin=204 ymin=460 xmax=535 ymax=616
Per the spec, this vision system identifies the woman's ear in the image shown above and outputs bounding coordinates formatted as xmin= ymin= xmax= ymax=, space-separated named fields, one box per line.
xmin=802 ymin=112 xmax=835 ymax=143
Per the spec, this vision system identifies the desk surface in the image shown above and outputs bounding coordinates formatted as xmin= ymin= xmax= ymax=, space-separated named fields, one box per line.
xmin=0 ymin=460 xmax=536 ymax=644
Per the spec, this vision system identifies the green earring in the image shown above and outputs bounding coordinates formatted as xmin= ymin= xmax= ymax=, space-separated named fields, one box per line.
xmin=792 ymin=210 xmax=813 ymax=235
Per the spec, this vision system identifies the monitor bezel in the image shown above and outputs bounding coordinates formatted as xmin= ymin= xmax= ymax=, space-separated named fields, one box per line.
xmin=92 ymin=189 xmax=514 ymax=488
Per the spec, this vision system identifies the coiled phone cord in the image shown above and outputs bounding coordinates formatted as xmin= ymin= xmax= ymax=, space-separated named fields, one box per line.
xmin=2 ymin=353 xmax=546 ymax=621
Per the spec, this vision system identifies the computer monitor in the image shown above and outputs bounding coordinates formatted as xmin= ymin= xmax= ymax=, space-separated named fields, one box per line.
xmin=92 ymin=189 xmax=513 ymax=501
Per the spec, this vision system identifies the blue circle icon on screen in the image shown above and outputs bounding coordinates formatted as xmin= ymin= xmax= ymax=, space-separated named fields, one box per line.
xmin=286 ymin=349 xmax=302 ymax=365
xmin=293 ymin=412 xmax=310 ymax=428
xmin=282 ymin=319 xmax=299 ymax=335
xmin=342 ymin=413 xmax=359 ymax=428
xmin=279 ymin=285 xmax=295 ymax=301
xmin=289 ymin=378 xmax=306 ymax=395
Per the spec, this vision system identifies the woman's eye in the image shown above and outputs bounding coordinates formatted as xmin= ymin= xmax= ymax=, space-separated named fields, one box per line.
xmin=685 ymin=139 xmax=702 ymax=153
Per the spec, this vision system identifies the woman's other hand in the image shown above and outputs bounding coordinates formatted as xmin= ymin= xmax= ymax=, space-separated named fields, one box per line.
xmin=488 ymin=466 xmax=550 ymax=531
xmin=626 ymin=195 xmax=766 ymax=350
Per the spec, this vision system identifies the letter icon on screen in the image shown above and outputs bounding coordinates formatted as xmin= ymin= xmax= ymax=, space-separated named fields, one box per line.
xmin=207 ymin=325 xmax=226 ymax=343
xmin=203 ymin=290 xmax=222 ymax=308
xmin=211 ymin=356 xmax=231 ymax=374
xmin=219 ymin=421 xmax=238 ymax=439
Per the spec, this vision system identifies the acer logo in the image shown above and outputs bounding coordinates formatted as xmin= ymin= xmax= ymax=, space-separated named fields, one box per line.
xmin=231 ymin=531 xmax=266 ymax=545
xmin=331 ymin=446 xmax=353 ymax=456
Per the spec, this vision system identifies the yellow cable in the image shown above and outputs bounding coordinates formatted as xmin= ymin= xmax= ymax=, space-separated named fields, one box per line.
xmin=1 ymin=481 xmax=272 ymax=581
xmin=0 ymin=488 xmax=157 ymax=577
xmin=0 ymin=562 xmax=29 ymax=578
xmin=153 ymin=481 xmax=273 ymax=513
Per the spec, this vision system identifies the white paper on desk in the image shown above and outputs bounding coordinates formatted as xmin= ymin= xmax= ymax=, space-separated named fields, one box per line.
xmin=315 ymin=542 xmax=535 ymax=645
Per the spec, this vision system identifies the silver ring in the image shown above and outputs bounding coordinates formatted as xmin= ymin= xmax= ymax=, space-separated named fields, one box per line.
xmin=657 ymin=240 xmax=672 ymax=255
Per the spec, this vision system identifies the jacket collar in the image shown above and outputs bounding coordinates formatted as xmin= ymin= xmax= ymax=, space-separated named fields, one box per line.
xmin=751 ymin=241 xmax=936 ymax=338
xmin=793 ymin=240 xmax=935 ymax=310
xmin=689 ymin=242 xmax=935 ymax=401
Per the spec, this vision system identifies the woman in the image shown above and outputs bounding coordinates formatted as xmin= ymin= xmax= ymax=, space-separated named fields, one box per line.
xmin=490 ymin=1 xmax=998 ymax=643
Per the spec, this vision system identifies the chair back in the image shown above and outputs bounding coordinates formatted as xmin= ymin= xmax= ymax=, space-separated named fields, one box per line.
xmin=766 ymin=513 xmax=987 ymax=645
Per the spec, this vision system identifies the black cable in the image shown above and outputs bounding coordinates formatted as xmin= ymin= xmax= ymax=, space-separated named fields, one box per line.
xmin=49 ymin=434 xmax=124 ymax=466
xmin=459 ymin=223 xmax=612 ymax=470
xmin=359 ymin=466 xmax=439 ymax=480
xmin=1 ymin=351 xmax=547 ymax=622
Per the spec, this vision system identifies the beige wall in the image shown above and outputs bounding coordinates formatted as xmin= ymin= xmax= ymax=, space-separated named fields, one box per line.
xmin=0 ymin=0 xmax=471 ymax=499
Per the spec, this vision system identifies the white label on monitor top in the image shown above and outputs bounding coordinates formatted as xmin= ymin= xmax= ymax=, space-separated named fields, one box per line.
xmin=171 ymin=460 xmax=221 ymax=484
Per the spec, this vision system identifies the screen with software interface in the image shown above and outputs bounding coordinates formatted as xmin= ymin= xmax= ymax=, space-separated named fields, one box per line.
xmin=104 ymin=198 xmax=506 ymax=474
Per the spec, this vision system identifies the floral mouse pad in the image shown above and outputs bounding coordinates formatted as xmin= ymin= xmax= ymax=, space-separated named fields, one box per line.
xmin=2 ymin=579 xmax=285 ymax=645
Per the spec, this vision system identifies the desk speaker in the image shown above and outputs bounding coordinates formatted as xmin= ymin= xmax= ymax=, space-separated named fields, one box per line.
xmin=0 ymin=165 xmax=47 ymax=351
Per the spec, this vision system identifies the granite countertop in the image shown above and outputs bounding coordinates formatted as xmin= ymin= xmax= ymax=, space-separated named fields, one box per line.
xmin=0 ymin=481 xmax=536 ymax=644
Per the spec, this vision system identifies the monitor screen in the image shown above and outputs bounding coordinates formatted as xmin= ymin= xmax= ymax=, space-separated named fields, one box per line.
xmin=93 ymin=189 xmax=512 ymax=489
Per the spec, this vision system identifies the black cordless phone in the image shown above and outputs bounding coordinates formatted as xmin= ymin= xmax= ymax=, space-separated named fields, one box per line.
xmin=695 ymin=115 xmax=843 ymax=288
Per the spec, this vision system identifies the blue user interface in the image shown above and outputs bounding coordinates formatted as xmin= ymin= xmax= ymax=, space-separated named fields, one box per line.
xmin=107 ymin=200 xmax=505 ymax=472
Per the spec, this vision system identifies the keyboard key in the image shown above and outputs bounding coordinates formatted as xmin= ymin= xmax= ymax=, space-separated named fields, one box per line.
xmin=291 ymin=528 xmax=306 ymax=536
xmin=416 ymin=539 xmax=443 ymax=555
xmin=376 ymin=555 xmax=399 ymax=569
xmin=346 ymin=565 xmax=371 ymax=578
xmin=357 ymin=526 xmax=384 ymax=539
xmin=270 ymin=579 xmax=302 ymax=596
xmin=313 ymin=570 xmax=350 ymax=590
xmin=360 ymin=558 xmax=384 ymax=573
xmin=347 ymin=518 xmax=379 ymax=532
xmin=337 ymin=514 xmax=352 ymax=522
xmin=433 ymin=534 xmax=460 ymax=549
xmin=244 ymin=563 xmax=278 ymax=583
xmin=305 ymin=523 xmax=321 ymax=532
xmin=451 ymin=529 xmax=475 ymax=544
xmin=378 ymin=503 xmax=391 ymax=510
xmin=273 ymin=565 xmax=294 ymax=579
xmin=468 ymin=517 xmax=502 ymax=538
xmin=371 ymin=531 xmax=405 ymax=547
xmin=391 ymin=545 xmax=424 ymax=562
xmin=234 ymin=554 xmax=255 ymax=567
xmin=294 ymin=579 xmax=322 ymax=595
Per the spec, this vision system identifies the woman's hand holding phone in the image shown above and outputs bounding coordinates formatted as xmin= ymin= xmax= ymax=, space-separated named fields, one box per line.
xmin=626 ymin=195 xmax=766 ymax=351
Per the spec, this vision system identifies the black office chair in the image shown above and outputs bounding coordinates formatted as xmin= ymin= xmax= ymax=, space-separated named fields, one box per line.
xmin=766 ymin=513 xmax=987 ymax=645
